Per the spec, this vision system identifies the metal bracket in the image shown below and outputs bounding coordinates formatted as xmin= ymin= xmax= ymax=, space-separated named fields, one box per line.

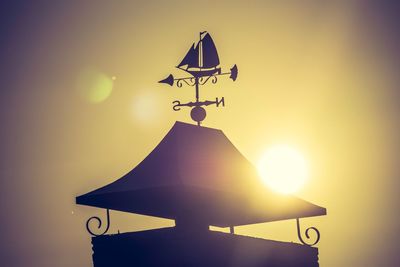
xmin=176 ymin=77 xmax=196 ymax=87
xmin=86 ymin=209 xmax=110 ymax=237
xmin=199 ymin=75 xmax=218 ymax=85
xmin=296 ymin=218 xmax=320 ymax=246
xmin=230 ymin=226 xmax=235 ymax=234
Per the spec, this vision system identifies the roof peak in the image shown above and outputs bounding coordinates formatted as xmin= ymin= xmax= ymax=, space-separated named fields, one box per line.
xmin=174 ymin=120 xmax=221 ymax=130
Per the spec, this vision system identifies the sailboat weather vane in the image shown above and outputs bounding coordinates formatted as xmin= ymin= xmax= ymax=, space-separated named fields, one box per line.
xmin=159 ymin=31 xmax=238 ymax=125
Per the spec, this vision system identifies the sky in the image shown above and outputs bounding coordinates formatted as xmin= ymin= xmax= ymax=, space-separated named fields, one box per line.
xmin=0 ymin=1 xmax=399 ymax=266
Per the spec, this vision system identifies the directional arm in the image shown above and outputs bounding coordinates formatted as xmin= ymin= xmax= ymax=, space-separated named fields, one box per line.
xmin=173 ymin=97 xmax=225 ymax=111
xmin=159 ymin=64 xmax=238 ymax=88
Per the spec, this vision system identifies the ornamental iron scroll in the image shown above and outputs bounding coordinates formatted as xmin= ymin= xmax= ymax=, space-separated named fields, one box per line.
xmin=296 ymin=218 xmax=320 ymax=246
xmin=176 ymin=77 xmax=196 ymax=87
xmin=86 ymin=209 xmax=111 ymax=237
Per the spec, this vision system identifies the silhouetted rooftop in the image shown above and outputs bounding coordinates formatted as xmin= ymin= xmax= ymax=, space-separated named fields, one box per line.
xmin=76 ymin=121 xmax=326 ymax=227
xmin=91 ymin=227 xmax=319 ymax=267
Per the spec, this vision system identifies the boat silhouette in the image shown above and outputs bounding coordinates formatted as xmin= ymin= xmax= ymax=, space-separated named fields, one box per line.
xmin=177 ymin=31 xmax=222 ymax=78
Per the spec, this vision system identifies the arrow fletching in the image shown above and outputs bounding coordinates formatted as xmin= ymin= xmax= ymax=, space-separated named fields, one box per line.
xmin=229 ymin=64 xmax=238 ymax=81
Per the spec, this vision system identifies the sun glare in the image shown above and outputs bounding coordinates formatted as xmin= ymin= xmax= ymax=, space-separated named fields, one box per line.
xmin=258 ymin=145 xmax=309 ymax=194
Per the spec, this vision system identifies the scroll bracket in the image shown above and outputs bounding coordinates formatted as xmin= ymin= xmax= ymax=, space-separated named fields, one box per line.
xmin=86 ymin=209 xmax=111 ymax=237
xmin=296 ymin=218 xmax=320 ymax=246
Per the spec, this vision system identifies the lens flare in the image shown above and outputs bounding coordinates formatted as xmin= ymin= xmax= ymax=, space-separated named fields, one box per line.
xmin=131 ymin=91 xmax=159 ymax=123
xmin=77 ymin=68 xmax=113 ymax=103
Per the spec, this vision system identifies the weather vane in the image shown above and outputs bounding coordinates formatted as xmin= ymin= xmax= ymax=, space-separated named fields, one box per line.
xmin=159 ymin=31 xmax=238 ymax=125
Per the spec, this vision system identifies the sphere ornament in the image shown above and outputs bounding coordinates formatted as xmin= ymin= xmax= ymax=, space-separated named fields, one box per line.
xmin=191 ymin=106 xmax=207 ymax=124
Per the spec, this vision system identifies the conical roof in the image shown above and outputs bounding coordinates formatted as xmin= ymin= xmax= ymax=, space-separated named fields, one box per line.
xmin=76 ymin=121 xmax=326 ymax=227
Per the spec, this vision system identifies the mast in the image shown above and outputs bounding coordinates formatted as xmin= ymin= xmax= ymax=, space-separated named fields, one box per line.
xmin=199 ymin=31 xmax=206 ymax=68
xmin=199 ymin=32 xmax=202 ymax=68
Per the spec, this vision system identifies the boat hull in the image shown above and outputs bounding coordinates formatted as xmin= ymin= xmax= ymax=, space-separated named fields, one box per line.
xmin=184 ymin=67 xmax=221 ymax=78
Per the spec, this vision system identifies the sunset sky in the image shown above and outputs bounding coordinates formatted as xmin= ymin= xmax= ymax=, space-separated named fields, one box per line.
xmin=1 ymin=1 xmax=399 ymax=266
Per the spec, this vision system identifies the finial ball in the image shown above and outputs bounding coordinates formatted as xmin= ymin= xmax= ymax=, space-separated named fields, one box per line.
xmin=191 ymin=106 xmax=207 ymax=123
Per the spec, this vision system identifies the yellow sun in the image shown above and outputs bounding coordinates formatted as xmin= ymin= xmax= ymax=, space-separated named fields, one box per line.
xmin=258 ymin=145 xmax=309 ymax=194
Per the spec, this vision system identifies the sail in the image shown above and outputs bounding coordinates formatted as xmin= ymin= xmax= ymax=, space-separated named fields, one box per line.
xmin=177 ymin=43 xmax=200 ymax=68
xmin=177 ymin=33 xmax=220 ymax=71
xmin=201 ymin=33 xmax=220 ymax=68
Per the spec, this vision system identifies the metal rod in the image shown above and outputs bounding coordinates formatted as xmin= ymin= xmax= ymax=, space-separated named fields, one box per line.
xmin=199 ymin=32 xmax=202 ymax=68
xmin=195 ymin=77 xmax=199 ymax=102
xmin=173 ymin=71 xmax=231 ymax=83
